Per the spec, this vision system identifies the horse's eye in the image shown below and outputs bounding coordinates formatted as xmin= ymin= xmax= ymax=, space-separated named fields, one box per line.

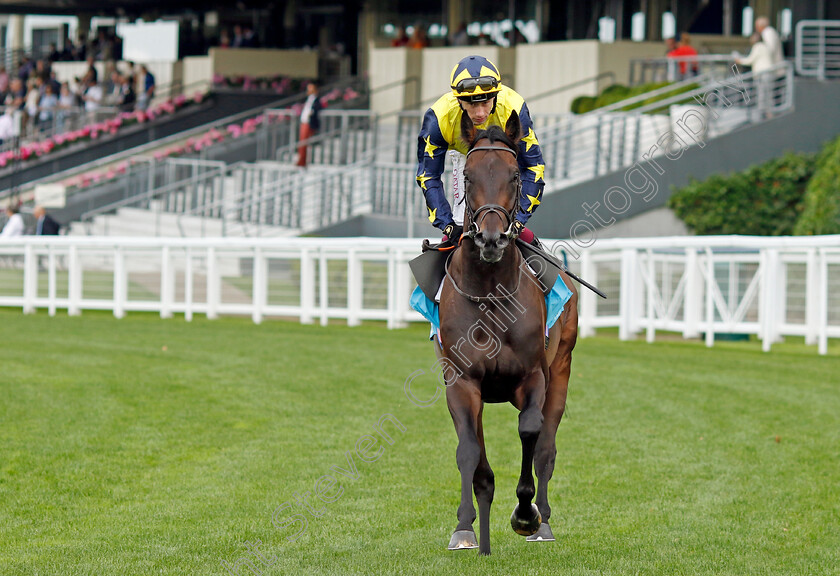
xmin=512 ymin=172 xmax=520 ymax=181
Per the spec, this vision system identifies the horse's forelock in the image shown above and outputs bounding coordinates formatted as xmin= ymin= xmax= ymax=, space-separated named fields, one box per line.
xmin=470 ymin=125 xmax=516 ymax=152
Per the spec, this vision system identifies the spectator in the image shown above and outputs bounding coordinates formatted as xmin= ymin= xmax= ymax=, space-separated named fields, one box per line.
xmin=17 ymin=55 xmax=33 ymax=82
xmin=0 ymin=107 xmax=16 ymax=145
xmin=232 ymin=25 xmax=245 ymax=48
xmin=243 ymin=26 xmax=258 ymax=47
xmin=735 ymin=33 xmax=774 ymax=119
xmin=137 ymin=65 xmax=155 ymax=110
xmin=82 ymin=77 xmax=103 ymax=116
xmin=33 ymin=205 xmax=60 ymax=235
xmin=755 ymin=16 xmax=783 ymax=66
xmin=38 ymin=83 xmax=59 ymax=131
xmin=24 ymin=78 xmax=41 ymax=133
xmin=219 ymin=29 xmax=232 ymax=49
xmin=450 ymin=22 xmax=469 ymax=46
xmin=119 ymin=74 xmax=136 ymax=111
xmin=391 ymin=26 xmax=409 ymax=47
xmin=57 ymin=82 xmax=76 ymax=130
xmin=0 ymin=66 xmax=9 ymax=100
xmin=666 ymin=32 xmax=699 ymax=79
xmin=48 ymin=42 xmax=62 ymax=62
xmin=296 ymin=81 xmax=322 ymax=168
xmin=664 ymin=36 xmax=677 ymax=55
xmin=409 ymin=25 xmax=429 ymax=49
xmin=1 ymin=205 xmax=25 ymax=237
xmin=5 ymin=78 xmax=26 ymax=110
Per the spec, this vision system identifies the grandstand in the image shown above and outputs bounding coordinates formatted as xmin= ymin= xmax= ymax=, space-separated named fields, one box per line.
xmin=0 ymin=2 xmax=839 ymax=354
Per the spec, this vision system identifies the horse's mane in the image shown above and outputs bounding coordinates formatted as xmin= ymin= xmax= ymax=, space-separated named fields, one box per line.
xmin=468 ymin=125 xmax=517 ymax=153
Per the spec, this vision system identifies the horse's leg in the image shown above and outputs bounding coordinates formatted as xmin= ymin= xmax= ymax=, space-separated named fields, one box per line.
xmin=446 ymin=383 xmax=483 ymax=551
xmin=510 ymin=370 xmax=545 ymax=536
xmin=473 ymin=406 xmax=495 ymax=555
xmin=529 ymin=344 xmax=571 ymax=542
xmin=530 ymin=293 xmax=578 ymax=542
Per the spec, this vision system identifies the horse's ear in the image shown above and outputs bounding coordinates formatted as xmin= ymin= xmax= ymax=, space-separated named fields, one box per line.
xmin=460 ymin=109 xmax=476 ymax=146
xmin=505 ymin=111 xmax=521 ymax=145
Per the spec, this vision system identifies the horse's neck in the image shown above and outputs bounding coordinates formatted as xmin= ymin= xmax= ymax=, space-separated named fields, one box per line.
xmin=456 ymin=242 xmax=521 ymax=296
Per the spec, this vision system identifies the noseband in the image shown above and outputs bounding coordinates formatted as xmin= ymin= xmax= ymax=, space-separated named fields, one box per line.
xmin=463 ymin=145 xmax=522 ymax=241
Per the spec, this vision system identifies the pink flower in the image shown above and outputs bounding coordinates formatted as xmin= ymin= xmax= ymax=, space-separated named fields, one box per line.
xmin=106 ymin=169 xmax=116 ymax=179
xmin=193 ymin=91 xmax=204 ymax=104
xmin=117 ymin=162 xmax=127 ymax=174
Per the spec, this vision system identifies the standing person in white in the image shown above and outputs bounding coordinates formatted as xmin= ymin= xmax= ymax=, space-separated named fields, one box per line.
xmin=736 ymin=34 xmax=774 ymax=120
xmin=755 ymin=17 xmax=784 ymax=66
xmin=1 ymin=205 xmax=25 ymax=237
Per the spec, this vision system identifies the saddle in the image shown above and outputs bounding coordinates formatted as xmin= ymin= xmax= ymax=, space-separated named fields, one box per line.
xmin=409 ymin=238 xmax=562 ymax=301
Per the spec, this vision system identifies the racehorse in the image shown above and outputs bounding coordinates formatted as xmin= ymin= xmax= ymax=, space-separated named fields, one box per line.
xmin=435 ymin=110 xmax=579 ymax=556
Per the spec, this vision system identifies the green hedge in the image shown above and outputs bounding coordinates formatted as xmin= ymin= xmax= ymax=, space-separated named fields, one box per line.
xmin=793 ymin=134 xmax=840 ymax=235
xmin=668 ymin=152 xmax=817 ymax=236
xmin=570 ymin=82 xmax=700 ymax=115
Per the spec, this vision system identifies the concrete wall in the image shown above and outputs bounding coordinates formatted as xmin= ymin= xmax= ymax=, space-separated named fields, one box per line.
xmin=369 ymin=47 xmax=422 ymax=122
xmin=598 ymin=41 xmax=668 ymax=85
xmin=514 ymin=41 xmax=600 ymax=115
xmin=183 ymin=56 xmax=213 ymax=94
xmin=208 ymin=48 xmax=319 ymax=79
xmin=419 ymin=46 xmax=515 ymax=105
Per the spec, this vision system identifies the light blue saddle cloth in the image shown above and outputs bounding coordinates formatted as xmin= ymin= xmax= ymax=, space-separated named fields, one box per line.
xmin=410 ymin=274 xmax=572 ymax=335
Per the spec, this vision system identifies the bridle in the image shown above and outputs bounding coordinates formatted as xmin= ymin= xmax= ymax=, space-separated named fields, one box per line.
xmin=444 ymin=142 xmax=525 ymax=303
xmin=462 ymin=145 xmax=522 ymax=242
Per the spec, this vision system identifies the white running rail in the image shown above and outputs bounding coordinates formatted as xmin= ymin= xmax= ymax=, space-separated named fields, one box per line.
xmin=0 ymin=235 xmax=838 ymax=354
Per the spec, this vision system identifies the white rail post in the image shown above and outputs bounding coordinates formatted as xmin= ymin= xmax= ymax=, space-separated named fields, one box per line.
xmin=206 ymin=246 xmax=219 ymax=320
xmin=68 ymin=244 xmax=81 ymax=316
xmin=252 ymin=246 xmax=266 ymax=324
xmin=184 ymin=247 xmax=193 ymax=322
xmin=805 ymin=248 xmax=819 ymax=346
xmin=579 ymin=249 xmax=596 ymax=338
xmin=818 ymin=248 xmax=828 ymax=356
xmin=113 ymin=246 xmax=126 ymax=319
xmin=761 ymin=249 xmax=778 ymax=352
xmin=619 ymin=248 xmax=637 ymax=341
xmin=683 ymin=247 xmax=701 ymax=338
xmin=646 ymin=249 xmax=656 ymax=343
xmin=299 ymin=247 xmax=315 ymax=324
xmin=319 ymin=246 xmax=328 ymax=327
xmin=160 ymin=245 xmax=173 ymax=319
xmin=705 ymin=248 xmax=715 ymax=348
xmin=386 ymin=247 xmax=397 ymax=330
xmin=47 ymin=245 xmax=56 ymax=317
xmin=22 ymin=243 xmax=36 ymax=314
xmin=347 ymin=249 xmax=362 ymax=327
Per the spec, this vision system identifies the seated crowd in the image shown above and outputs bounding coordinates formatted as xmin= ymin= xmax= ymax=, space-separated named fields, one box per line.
xmin=0 ymin=54 xmax=156 ymax=143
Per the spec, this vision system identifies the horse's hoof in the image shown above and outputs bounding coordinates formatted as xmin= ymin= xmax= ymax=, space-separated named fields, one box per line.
xmin=526 ymin=523 xmax=556 ymax=542
xmin=510 ymin=503 xmax=542 ymax=536
xmin=448 ymin=529 xmax=478 ymax=550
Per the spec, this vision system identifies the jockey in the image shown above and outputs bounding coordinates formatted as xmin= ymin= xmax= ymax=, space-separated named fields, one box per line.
xmin=416 ymin=55 xmax=545 ymax=246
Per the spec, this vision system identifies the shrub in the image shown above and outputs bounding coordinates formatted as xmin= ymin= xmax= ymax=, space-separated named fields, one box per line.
xmin=668 ymin=152 xmax=817 ymax=235
xmin=571 ymin=82 xmax=701 ymax=115
xmin=793 ymin=134 xmax=840 ymax=235
xmin=570 ymin=95 xmax=597 ymax=114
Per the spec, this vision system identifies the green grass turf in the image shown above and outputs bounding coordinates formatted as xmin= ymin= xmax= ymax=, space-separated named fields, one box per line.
xmin=0 ymin=309 xmax=838 ymax=575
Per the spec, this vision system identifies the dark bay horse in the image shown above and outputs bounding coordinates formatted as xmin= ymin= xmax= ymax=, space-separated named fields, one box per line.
xmin=435 ymin=110 xmax=578 ymax=556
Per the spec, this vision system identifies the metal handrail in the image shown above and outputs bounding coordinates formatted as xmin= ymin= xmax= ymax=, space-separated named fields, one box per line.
xmin=79 ymin=159 xmax=229 ymax=222
xmin=796 ymin=20 xmax=840 ymax=80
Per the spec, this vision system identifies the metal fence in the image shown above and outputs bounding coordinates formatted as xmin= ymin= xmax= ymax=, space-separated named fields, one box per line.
xmin=796 ymin=20 xmax=840 ymax=80
xmin=0 ymin=235 xmax=838 ymax=355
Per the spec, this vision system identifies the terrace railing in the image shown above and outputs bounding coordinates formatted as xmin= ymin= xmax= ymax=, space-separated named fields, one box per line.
xmin=796 ymin=20 xmax=840 ymax=80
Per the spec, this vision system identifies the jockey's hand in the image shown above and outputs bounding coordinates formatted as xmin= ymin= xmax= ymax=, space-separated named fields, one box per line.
xmin=511 ymin=220 xmax=524 ymax=238
xmin=443 ymin=223 xmax=463 ymax=243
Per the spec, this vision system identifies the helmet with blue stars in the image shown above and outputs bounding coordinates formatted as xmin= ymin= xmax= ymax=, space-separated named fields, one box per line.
xmin=449 ymin=55 xmax=502 ymax=102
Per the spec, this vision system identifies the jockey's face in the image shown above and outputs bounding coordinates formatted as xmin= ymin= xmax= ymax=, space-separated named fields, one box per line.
xmin=460 ymin=98 xmax=494 ymax=127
